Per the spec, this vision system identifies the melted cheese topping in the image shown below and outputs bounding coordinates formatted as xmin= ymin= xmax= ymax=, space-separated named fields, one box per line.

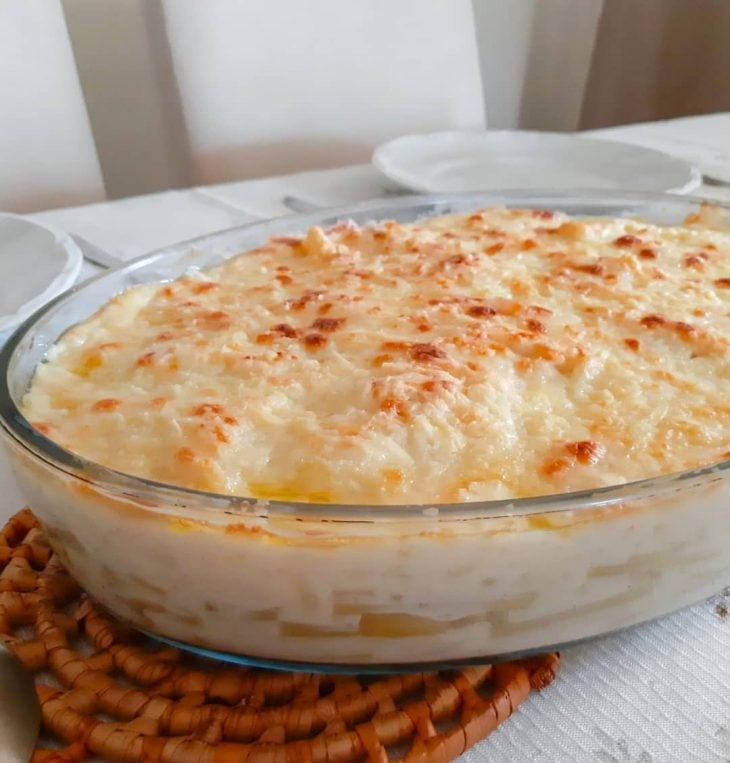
xmin=23 ymin=208 xmax=730 ymax=504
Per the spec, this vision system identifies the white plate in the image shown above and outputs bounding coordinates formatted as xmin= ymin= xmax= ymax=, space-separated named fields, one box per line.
xmin=0 ymin=213 xmax=82 ymax=341
xmin=373 ymin=130 xmax=702 ymax=195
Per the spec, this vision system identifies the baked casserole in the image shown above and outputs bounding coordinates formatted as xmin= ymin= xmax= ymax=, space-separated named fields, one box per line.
xmin=2 ymin=194 xmax=728 ymax=666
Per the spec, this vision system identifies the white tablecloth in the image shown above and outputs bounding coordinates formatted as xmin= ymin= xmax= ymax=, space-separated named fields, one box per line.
xmin=5 ymin=114 xmax=730 ymax=762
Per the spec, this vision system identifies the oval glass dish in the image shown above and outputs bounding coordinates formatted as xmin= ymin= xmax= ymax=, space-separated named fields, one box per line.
xmin=1 ymin=191 xmax=729 ymax=673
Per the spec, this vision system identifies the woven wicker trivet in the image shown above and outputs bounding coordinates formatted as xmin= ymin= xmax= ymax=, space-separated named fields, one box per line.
xmin=1 ymin=509 xmax=559 ymax=762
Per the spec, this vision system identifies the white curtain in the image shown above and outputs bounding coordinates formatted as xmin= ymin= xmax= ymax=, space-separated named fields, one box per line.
xmin=581 ymin=0 xmax=730 ymax=128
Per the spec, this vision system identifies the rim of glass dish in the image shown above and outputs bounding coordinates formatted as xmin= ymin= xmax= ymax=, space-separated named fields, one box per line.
xmin=1 ymin=189 xmax=728 ymax=522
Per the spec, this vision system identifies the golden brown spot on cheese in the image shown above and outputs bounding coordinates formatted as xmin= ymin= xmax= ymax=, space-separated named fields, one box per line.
xmin=77 ymin=352 xmax=102 ymax=376
xmin=638 ymin=248 xmax=657 ymax=259
xmin=288 ymin=290 xmax=326 ymax=311
xmin=371 ymin=353 xmax=393 ymax=367
xmin=442 ymin=253 xmax=472 ymax=267
xmin=574 ymin=262 xmax=605 ymax=277
xmin=271 ymin=323 xmax=298 ymax=338
xmin=624 ymin=337 xmax=640 ymax=352
xmin=515 ymin=357 xmax=532 ymax=374
xmin=640 ymin=314 xmax=699 ymax=342
xmin=467 ymin=305 xmax=497 ymax=319
xmin=176 ymin=447 xmax=195 ymax=463
xmin=193 ymin=403 xmax=223 ymax=416
xmin=135 ymin=351 xmax=155 ymax=368
xmin=213 ymin=425 xmax=230 ymax=443
xmin=92 ymin=398 xmax=121 ymax=412
xmin=191 ymin=281 xmax=218 ymax=295
xmin=640 ymin=314 xmax=666 ymax=329
xmin=421 ymin=379 xmax=455 ymax=393
xmin=410 ymin=343 xmax=447 ymax=362
xmin=303 ymin=333 xmax=327 ymax=349
xmin=381 ymin=340 xmax=409 ymax=352
xmin=196 ymin=310 xmax=231 ymax=330
xmin=311 ymin=317 xmax=345 ymax=332
xmin=565 ymin=440 xmax=605 ymax=465
xmin=715 ymin=278 xmax=730 ymax=288
xmin=553 ymin=221 xmax=584 ymax=239
xmin=613 ymin=234 xmax=642 ymax=247
xmin=541 ymin=457 xmax=571 ymax=477
xmin=382 ymin=468 xmax=404 ymax=486
xmin=673 ymin=321 xmax=696 ymax=340
xmin=525 ymin=319 xmax=547 ymax=334
xmin=510 ymin=278 xmax=530 ymax=297
xmin=485 ymin=242 xmax=504 ymax=255
xmin=683 ymin=253 xmax=709 ymax=269
xmin=538 ymin=343 xmax=563 ymax=362
xmin=378 ymin=395 xmax=409 ymax=419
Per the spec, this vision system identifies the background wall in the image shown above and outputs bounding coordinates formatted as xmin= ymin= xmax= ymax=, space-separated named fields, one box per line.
xmin=57 ymin=0 xmax=729 ymax=201
xmin=62 ymin=0 xmax=605 ymax=198
xmin=60 ymin=0 xmax=608 ymax=199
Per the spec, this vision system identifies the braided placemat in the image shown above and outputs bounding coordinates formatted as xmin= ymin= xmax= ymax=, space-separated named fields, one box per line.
xmin=1 ymin=509 xmax=559 ymax=762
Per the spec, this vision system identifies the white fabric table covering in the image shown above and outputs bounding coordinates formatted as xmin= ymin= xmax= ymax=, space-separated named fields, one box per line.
xmin=3 ymin=114 xmax=729 ymax=761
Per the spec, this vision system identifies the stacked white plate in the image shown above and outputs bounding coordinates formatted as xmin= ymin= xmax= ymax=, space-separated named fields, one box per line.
xmin=0 ymin=214 xmax=82 ymax=344
xmin=373 ymin=130 xmax=701 ymax=195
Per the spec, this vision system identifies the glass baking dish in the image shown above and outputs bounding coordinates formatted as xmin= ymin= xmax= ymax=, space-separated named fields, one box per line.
xmin=1 ymin=191 xmax=728 ymax=673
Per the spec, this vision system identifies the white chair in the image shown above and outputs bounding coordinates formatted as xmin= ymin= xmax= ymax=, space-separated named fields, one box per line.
xmin=0 ymin=0 xmax=105 ymax=212
xmin=158 ymin=0 xmax=486 ymax=184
